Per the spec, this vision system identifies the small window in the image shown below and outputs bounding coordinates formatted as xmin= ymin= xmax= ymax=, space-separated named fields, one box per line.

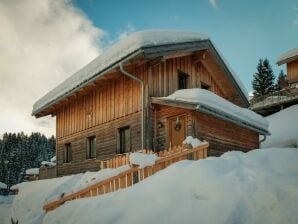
xmin=118 ymin=126 xmax=131 ymax=154
xmin=178 ymin=71 xmax=189 ymax=89
xmin=64 ymin=143 xmax=72 ymax=163
xmin=86 ymin=136 xmax=96 ymax=159
xmin=201 ymin=82 xmax=210 ymax=90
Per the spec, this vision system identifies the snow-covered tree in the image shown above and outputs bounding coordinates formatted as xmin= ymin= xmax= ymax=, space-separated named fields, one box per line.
xmin=252 ymin=58 xmax=275 ymax=97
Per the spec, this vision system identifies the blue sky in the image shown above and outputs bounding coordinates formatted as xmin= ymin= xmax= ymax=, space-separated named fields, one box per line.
xmin=74 ymin=0 xmax=298 ymax=93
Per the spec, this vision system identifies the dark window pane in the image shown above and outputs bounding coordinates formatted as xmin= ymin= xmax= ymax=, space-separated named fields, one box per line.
xmin=178 ymin=72 xmax=188 ymax=89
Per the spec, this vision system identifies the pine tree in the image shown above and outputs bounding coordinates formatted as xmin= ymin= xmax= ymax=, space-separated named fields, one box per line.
xmin=252 ymin=58 xmax=275 ymax=97
xmin=276 ymin=69 xmax=288 ymax=90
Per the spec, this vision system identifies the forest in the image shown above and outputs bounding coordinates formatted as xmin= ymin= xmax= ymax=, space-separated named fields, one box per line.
xmin=0 ymin=132 xmax=55 ymax=188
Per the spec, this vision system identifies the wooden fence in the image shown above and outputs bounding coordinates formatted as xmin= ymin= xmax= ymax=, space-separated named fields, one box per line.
xmin=43 ymin=142 xmax=209 ymax=213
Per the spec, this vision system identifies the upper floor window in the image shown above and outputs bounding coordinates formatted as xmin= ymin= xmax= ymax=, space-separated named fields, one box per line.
xmin=201 ymin=82 xmax=210 ymax=90
xmin=64 ymin=143 xmax=72 ymax=163
xmin=86 ymin=136 xmax=96 ymax=159
xmin=178 ymin=71 xmax=189 ymax=89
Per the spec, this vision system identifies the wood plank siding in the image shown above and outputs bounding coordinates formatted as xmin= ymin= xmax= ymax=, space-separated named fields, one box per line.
xmin=287 ymin=60 xmax=298 ymax=84
xmin=54 ymin=52 xmax=251 ymax=176
xmin=153 ymin=105 xmax=259 ymax=156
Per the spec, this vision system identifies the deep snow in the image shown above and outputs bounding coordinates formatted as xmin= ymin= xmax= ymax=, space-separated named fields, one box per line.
xmin=262 ymin=105 xmax=298 ymax=148
xmin=3 ymin=148 xmax=298 ymax=224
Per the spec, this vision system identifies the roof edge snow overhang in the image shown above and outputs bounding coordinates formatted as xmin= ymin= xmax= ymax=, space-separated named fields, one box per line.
xmin=276 ymin=55 xmax=298 ymax=66
xmin=33 ymin=39 xmax=249 ymax=117
xmin=151 ymin=97 xmax=270 ymax=135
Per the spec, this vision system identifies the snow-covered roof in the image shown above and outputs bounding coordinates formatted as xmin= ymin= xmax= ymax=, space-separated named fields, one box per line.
xmin=26 ymin=168 xmax=39 ymax=175
xmin=32 ymin=30 xmax=248 ymax=116
xmin=153 ymin=89 xmax=269 ymax=135
xmin=0 ymin=181 xmax=7 ymax=189
xmin=41 ymin=161 xmax=56 ymax=167
xmin=277 ymin=47 xmax=298 ymax=65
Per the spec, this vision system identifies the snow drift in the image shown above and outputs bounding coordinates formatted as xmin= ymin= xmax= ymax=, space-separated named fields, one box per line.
xmin=5 ymin=148 xmax=298 ymax=224
xmin=262 ymin=105 xmax=298 ymax=148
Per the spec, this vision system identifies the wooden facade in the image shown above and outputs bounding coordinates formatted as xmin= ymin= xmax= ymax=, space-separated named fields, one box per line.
xmin=35 ymin=39 xmax=261 ymax=176
xmin=287 ymin=60 xmax=298 ymax=85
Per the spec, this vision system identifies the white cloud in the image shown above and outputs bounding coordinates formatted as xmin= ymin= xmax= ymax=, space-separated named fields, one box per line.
xmin=209 ymin=0 xmax=218 ymax=9
xmin=0 ymin=0 xmax=104 ymax=136
xmin=117 ymin=23 xmax=135 ymax=40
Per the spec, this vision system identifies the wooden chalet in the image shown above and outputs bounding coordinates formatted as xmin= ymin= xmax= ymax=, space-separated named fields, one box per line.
xmin=251 ymin=47 xmax=298 ymax=115
xmin=32 ymin=30 xmax=269 ymax=176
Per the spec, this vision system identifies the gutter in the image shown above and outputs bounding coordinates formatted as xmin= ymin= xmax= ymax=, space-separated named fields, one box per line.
xmin=119 ymin=63 xmax=144 ymax=149
xmin=259 ymin=134 xmax=266 ymax=144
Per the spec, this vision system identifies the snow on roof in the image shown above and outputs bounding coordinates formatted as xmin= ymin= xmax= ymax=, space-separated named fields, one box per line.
xmin=161 ymin=89 xmax=269 ymax=134
xmin=50 ymin=156 xmax=56 ymax=163
xmin=277 ymin=47 xmax=298 ymax=65
xmin=0 ymin=181 xmax=7 ymax=189
xmin=41 ymin=161 xmax=56 ymax=167
xmin=32 ymin=30 xmax=248 ymax=116
xmin=262 ymin=105 xmax=298 ymax=148
xmin=26 ymin=168 xmax=39 ymax=175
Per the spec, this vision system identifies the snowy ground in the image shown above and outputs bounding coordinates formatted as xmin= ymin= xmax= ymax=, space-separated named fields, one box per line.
xmin=262 ymin=105 xmax=298 ymax=148
xmin=0 ymin=195 xmax=14 ymax=224
xmin=1 ymin=147 xmax=298 ymax=224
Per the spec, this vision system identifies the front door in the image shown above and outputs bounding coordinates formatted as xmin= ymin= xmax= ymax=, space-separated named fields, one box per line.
xmin=168 ymin=115 xmax=186 ymax=147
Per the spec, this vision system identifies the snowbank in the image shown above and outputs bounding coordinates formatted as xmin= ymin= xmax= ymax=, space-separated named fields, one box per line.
xmin=0 ymin=181 xmax=7 ymax=189
xmin=262 ymin=105 xmax=298 ymax=148
xmin=183 ymin=136 xmax=206 ymax=148
xmin=165 ymin=89 xmax=268 ymax=132
xmin=129 ymin=153 xmax=159 ymax=168
xmin=25 ymin=168 xmax=39 ymax=175
xmin=9 ymin=165 xmax=130 ymax=224
xmin=43 ymin=148 xmax=298 ymax=224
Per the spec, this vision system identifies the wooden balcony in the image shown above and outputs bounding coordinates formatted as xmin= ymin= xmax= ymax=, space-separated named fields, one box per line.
xmin=250 ymin=87 xmax=298 ymax=116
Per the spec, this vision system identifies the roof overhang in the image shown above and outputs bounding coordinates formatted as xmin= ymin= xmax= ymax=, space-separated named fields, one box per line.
xmin=152 ymin=97 xmax=270 ymax=135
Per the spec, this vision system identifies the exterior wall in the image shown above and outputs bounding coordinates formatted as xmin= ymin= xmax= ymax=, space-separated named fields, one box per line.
xmin=39 ymin=166 xmax=57 ymax=179
xmin=153 ymin=106 xmax=194 ymax=151
xmin=148 ymin=56 xmax=225 ymax=99
xmin=194 ymin=111 xmax=259 ymax=156
xmin=56 ymin=66 xmax=145 ymax=140
xmin=57 ymin=111 xmax=142 ymax=176
xmin=287 ymin=60 xmax=298 ymax=85
xmin=54 ymin=53 xmax=250 ymax=176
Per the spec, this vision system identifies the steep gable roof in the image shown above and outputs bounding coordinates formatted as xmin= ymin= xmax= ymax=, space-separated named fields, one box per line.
xmin=32 ymin=30 xmax=248 ymax=117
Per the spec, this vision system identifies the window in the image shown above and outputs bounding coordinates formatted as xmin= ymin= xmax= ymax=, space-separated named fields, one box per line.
xmin=86 ymin=136 xmax=96 ymax=159
xmin=63 ymin=143 xmax=72 ymax=163
xmin=118 ymin=126 xmax=131 ymax=154
xmin=178 ymin=71 xmax=189 ymax=89
xmin=201 ymin=82 xmax=210 ymax=90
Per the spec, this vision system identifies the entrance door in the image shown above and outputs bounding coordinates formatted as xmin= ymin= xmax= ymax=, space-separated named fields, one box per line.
xmin=168 ymin=115 xmax=186 ymax=147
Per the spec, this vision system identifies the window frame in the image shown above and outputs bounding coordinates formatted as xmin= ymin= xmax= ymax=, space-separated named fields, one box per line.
xmin=118 ymin=126 xmax=131 ymax=154
xmin=86 ymin=136 xmax=96 ymax=159
xmin=63 ymin=143 xmax=72 ymax=163
xmin=201 ymin=82 xmax=210 ymax=90
xmin=178 ymin=71 xmax=189 ymax=89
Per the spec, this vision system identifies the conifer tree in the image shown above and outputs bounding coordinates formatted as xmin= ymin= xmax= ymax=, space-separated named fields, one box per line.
xmin=276 ymin=69 xmax=288 ymax=90
xmin=252 ymin=58 xmax=275 ymax=96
